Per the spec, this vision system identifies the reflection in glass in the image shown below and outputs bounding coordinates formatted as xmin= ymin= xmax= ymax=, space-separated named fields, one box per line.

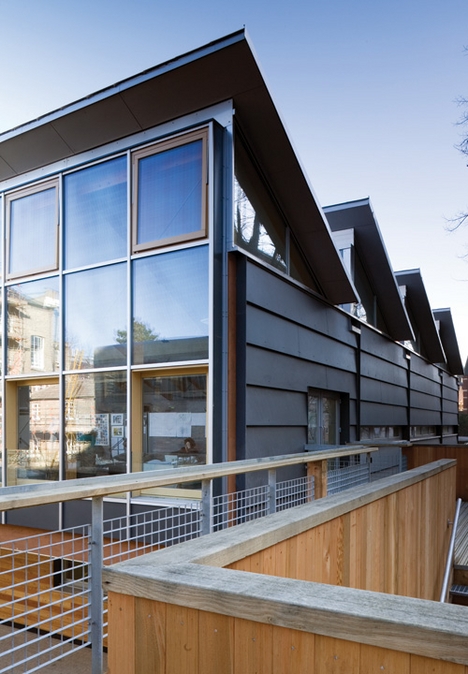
xmin=0 ymin=195 xmax=2 ymax=279
xmin=65 ymin=371 xmax=127 ymax=479
xmin=136 ymin=139 xmax=203 ymax=246
xmin=9 ymin=186 xmax=58 ymax=277
xmin=234 ymin=178 xmax=286 ymax=272
xmin=139 ymin=374 xmax=206 ymax=473
xmin=0 ymin=394 xmax=2 ymax=486
xmin=132 ymin=247 xmax=208 ymax=365
xmin=65 ymin=263 xmax=127 ymax=369
xmin=8 ymin=383 xmax=60 ymax=485
xmin=322 ymin=397 xmax=337 ymax=445
xmin=7 ymin=278 xmax=59 ymax=375
xmin=307 ymin=395 xmax=318 ymax=445
xmin=234 ymin=136 xmax=286 ymax=272
xmin=64 ymin=156 xmax=127 ymax=269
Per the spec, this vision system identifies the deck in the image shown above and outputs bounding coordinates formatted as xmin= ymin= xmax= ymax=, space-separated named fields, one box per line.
xmin=454 ymin=501 xmax=468 ymax=568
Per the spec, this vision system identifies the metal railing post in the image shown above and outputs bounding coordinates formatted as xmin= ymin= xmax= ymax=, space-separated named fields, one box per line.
xmin=439 ymin=498 xmax=462 ymax=602
xmin=366 ymin=452 xmax=372 ymax=482
xmin=201 ymin=479 xmax=211 ymax=535
xmin=268 ymin=469 xmax=277 ymax=514
xmin=91 ymin=496 xmax=104 ymax=674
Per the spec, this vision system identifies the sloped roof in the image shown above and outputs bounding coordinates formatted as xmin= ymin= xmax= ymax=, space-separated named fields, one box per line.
xmin=433 ymin=308 xmax=464 ymax=375
xmin=395 ymin=269 xmax=446 ymax=365
xmin=324 ymin=198 xmax=414 ymax=341
xmin=0 ymin=30 xmax=355 ymax=306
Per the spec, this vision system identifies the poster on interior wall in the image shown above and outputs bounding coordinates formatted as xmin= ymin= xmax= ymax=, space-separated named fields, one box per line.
xmin=94 ymin=414 xmax=110 ymax=446
xmin=148 ymin=413 xmax=191 ymax=437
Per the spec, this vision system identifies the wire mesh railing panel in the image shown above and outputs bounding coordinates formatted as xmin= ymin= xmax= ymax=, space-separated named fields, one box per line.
xmin=327 ymin=461 xmax=370 ymax=495
xmin=102 ymin=503 xmax=202 ymax=566
xmin=276 ymin=475 xmax=314 ymax=511
xmin=212 ymin=485 xmax=269 ymax=531
xmin=0 ymin=449 xmax=389 ymax=673
xmin=0 ymin=525 xmax=91 ymax=673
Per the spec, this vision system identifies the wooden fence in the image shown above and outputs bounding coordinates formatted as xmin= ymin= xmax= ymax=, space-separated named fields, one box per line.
xmin=404 ymin=444 xmax=468 ymax=500
xmin=103 ymin=459 xmax=468 ymax=673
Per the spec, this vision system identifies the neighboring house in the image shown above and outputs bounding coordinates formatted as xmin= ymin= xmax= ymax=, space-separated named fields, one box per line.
xmin=0 ymin=30 xmax=462 ymax=529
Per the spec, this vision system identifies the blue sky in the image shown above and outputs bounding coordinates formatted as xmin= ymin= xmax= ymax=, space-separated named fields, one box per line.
xmin=1 ymin=0 xmax=467 ymax=362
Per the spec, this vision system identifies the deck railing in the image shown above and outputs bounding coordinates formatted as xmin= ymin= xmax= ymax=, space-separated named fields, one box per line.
xmin=0 ymin=445 xmax=377 ymax=674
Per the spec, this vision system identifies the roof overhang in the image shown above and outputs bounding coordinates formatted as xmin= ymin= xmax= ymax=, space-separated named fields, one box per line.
xmin=324 ymin=199 xmax=414 ymax=341
xmin=395 ymin=269 xmax=446 ymax=364
xmin=0 ymin=30 xmax=355 ymax=306
xmin=432 ymin=308 xmax=464 ymax=375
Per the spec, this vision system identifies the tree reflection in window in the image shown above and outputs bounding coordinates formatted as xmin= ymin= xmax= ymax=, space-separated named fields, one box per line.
xmin=234 ymin=178 xmax=287 ymax=272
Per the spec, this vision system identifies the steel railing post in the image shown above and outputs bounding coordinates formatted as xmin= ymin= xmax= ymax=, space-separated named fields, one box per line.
xmin=91 ymin=496 xmax=104 ymax=674
xmin=268 ymin=469 xmax=277 ymax=514
xmin=201 ymin=479 xmax=211 ymax=535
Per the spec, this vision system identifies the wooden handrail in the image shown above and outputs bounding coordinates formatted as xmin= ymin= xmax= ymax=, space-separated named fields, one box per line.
xmin=0 ymin=445 xmax=378 ymax=511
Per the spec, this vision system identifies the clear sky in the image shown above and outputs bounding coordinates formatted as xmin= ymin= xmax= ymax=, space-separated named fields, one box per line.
xmin=1 ymin=0 xmax=467 ymax=363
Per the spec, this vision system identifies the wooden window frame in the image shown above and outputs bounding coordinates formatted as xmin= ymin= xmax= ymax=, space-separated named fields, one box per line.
xmin=5 ymin=376 xmax=60 ymax=485
xmin=131 ymin=128 xmax=208 ymax=254
xmin=6 ymin=178 xmax=60 ymax=280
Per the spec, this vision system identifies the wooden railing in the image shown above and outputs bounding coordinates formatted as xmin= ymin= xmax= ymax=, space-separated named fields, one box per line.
xmin=102 ymin=460 xmax=468 ymax=673
xmin=0 ymin=445 xmax=376 ymax=674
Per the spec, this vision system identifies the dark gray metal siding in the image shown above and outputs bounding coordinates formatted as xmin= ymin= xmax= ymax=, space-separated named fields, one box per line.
xmin=237 ymin=257 xmax=459 ymax=461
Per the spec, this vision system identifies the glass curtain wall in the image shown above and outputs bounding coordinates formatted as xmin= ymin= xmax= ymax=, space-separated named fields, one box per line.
xmin=1 ymin=124 xmax=211 ymax=490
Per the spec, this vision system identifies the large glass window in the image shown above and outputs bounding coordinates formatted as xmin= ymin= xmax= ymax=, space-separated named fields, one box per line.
xmin=64 ymin=156 xmax=127 ymax=269
xmin=132 ymin=129 xmax=208 ymax=252
xmin=132 ymin=247 xmax=208 ymax=365
xmin=234 ymin=136 xmax=286 ymax=273
xmin=65 ymin=263 xmax=127 ymax=370
xmin=133 ymin=372 xmax=206 ymax=478
xmin=7 ymin=381 xmax=60 ymax=485
xmin=7 ymin=180 xmax=59 ymax=278
xmin=65 ymin=371 xmax=127 ymax=479
xmin=7 ymin=278 xmax=59 ymax=376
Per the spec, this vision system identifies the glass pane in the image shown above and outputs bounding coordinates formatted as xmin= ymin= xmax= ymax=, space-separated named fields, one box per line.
xmin=64 ymin=156 xmax=127 ymax=269
xmin=137 ymin=374 xmax=206 ymax=475
xmin=65 ymin=371 xmax=127 ymax=479
xmin=7 ymin=383 xmax=60 ymax=485
xmin=9 ymin=186 xmax=57 ymax=276
xmin=307 ymin=395 xmax=319 ymax=445
xmin=234 ymin=136 xmax=286 ymax=272
xmin=0 ymin=195 xmax=2 ymax=279
xmin=132 ymin=247 xmax=208 ymax=365
xmin=137 ymin=140 xmax=203 ymax=245
xmin=7 ymin=278 xmax=59 ymax=375
xmin=322 ymin=396 xmax=337 ymax=445
xmin=0 ymin=394 xmax=2 ymax=486
xmin=65 ymin=263 xmax=127 ymax=369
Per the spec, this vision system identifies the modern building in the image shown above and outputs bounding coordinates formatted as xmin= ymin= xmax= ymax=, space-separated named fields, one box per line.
xmin=0 ymin=30 xmax=462 ymax=528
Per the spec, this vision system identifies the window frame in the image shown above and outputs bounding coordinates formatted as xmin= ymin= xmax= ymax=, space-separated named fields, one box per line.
xmin=131 ymin=128 xmax=208 ymax=253
xmin=6 ymin=178 xmax=60 ymax=280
